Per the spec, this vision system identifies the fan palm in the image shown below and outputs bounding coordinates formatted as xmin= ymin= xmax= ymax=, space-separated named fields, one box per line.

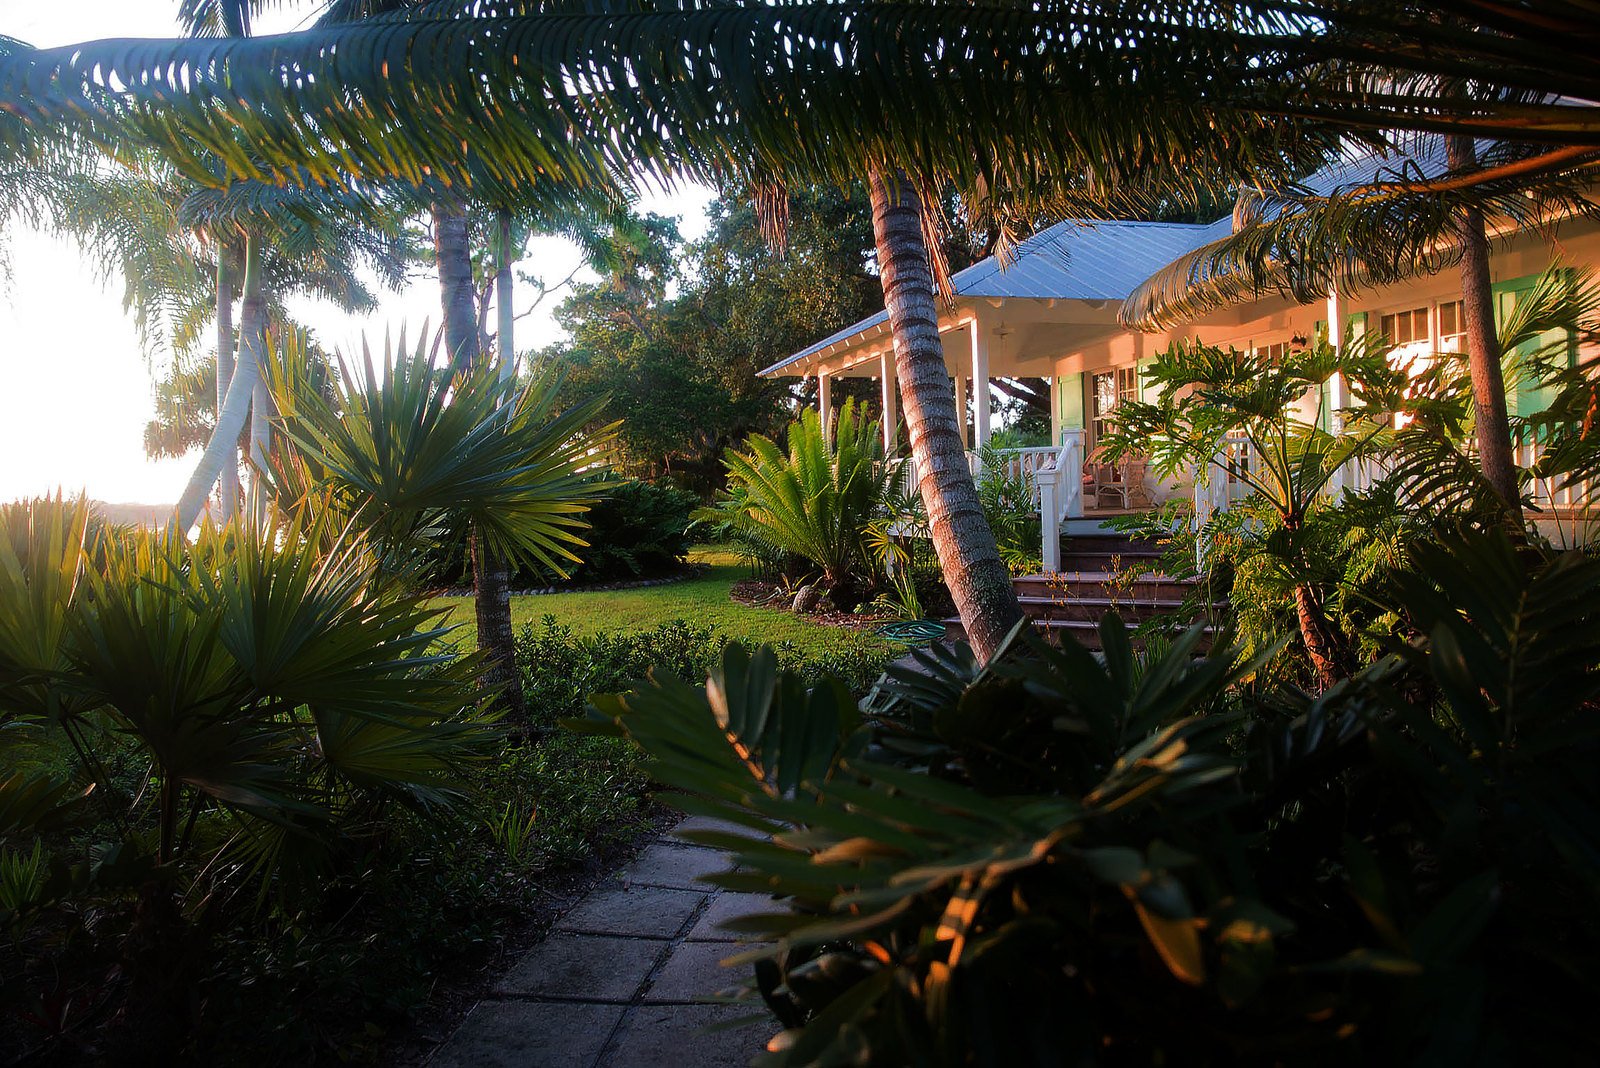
xmin=0 ymin=494 xmax=499 ymax=922
xmin=263 ymin=329 xmax=613 ymax=719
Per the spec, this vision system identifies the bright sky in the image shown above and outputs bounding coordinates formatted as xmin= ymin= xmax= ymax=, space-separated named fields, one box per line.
xmin=0 ymin=0 xmax=713 ymax=505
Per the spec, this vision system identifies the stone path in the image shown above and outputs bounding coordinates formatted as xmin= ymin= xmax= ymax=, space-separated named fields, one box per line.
xmin=430 ymin=816 xmax=776 ymax=1068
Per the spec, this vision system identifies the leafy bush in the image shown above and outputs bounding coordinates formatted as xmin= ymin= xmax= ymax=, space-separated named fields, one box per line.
xmin=556 ymin=479 xmax=696 ymax=582
xmin=976 ymin=441 xmax=1043 ymax=574
xmin=419 ymin=478 xmax=697 ymax=588
xmin=517 ymin=616 xmax=891 ymax=730
xmin=588 ymin=529 xmax=1600 ymax=1064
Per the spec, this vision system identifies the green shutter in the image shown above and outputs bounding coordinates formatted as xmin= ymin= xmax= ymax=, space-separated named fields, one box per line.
xmin=1137 ymin=356 xmax=1159 ymax=402
xmin=1345 ymin=310 xmax=1367 ymax=340
xmin=1058 ymin=372 xmax=1084 ymax=435
xmin=1493 ymin=272 xmax=1572 ymax=419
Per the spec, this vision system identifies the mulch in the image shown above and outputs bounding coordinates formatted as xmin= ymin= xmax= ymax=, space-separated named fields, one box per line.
xmin=729 ymin=577 xmax=898 ymax=632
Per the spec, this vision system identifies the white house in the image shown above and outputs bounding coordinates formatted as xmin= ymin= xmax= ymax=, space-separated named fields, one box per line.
xmin=760 ymin=152 xmax=1598 ymax=564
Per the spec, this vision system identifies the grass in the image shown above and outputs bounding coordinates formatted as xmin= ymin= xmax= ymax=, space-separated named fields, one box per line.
xmin=431 ymin=547 xmax=893 ymax=661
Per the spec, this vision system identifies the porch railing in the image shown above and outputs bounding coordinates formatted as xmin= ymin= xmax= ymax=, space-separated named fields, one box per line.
xmin=1037 ymin=431 xmax=1086 ymax=573
xmin=1191 ymin=430 xmax=1593 ymax=568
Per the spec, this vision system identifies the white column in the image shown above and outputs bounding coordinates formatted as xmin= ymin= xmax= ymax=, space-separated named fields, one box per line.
xmin=1326 ymin=285 xmax=1351 ymax=494
xmin=970 ymin=324 xmax=991 ymax=449
xmin=879 ymin=352 xmax=898 ymax=453
xmin=817 ymin=370 xmax=832 ymax=444
xmin=953 ymin=375 xmax=970 ymax=449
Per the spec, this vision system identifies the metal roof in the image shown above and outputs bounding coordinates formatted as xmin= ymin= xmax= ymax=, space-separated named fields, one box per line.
xmin=760 ymin=217 xmax=1231 ymax=376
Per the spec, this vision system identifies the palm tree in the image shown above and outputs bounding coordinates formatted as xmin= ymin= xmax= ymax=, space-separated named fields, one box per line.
xmin=1104 ymin=336 xmax=1401 ymax=687
xmin=166 ymin=176 xmax=413 ymax=529
xmin=0 ymin=3 xmax=1360 ymax=657
xmin=262 ymin=330 xmax=612 ymax=724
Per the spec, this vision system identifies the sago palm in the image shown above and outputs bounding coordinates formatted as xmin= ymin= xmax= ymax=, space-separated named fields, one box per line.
xmin=713 ymin=400 xmax=890 ymax=609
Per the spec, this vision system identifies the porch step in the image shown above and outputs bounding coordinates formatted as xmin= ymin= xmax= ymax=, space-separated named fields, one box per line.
xmin=1017 ymin=594 xmax=1222 ymax=625
xmin=1030 ymin=618 xmax=1219 ymax=652
xmin=1051 ymin=533 xmax=1168 ymax=574
xmin=1014 ymin=571 xmax=1201 ymax=602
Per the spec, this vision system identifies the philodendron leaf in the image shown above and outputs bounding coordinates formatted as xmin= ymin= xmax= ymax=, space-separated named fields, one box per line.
xmin=1132 ymin=898 xmax=1206 ymax=986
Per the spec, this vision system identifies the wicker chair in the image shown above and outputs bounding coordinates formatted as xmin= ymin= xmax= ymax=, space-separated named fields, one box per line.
xmin=1088 ymin=451 xmax=1153 ymax=510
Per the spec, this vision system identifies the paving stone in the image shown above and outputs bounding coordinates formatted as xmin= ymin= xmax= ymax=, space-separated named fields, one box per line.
xmin=495 ymin=932 xmax=666 ymax=1002
xmin=431 ymin=999 xmax=624 ymax=1068
xmin=619 ymin=842 xmax=731 ymax=890
xmin=642 ymin=939 xmax=771 ymax=1003
xmin=686 ymin=892 xmax=783 ymax=943
xmin=606 ymin=1002 xmax=773 ymax=1068
xmin=671 ymin=814 xmax=777 ymax=845
xmin=555 ymin=885 xmax=708 ymax=939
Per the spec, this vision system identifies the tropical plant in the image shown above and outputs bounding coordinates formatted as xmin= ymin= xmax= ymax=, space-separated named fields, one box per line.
xmin=0 ymin=495 xmax=501 ymax=1036
xmin=1104 ymin=333 xmax=1402 ymax=687
xmin=974 ymin=440 xmax=1044 ymax=574
xmin=263 ymin=330 xmax=613 ymax=720
xmin=704 ymin=401 xmax=891 ymax=610
xmin=584 ymin=526 xmax=1600 ymax=1064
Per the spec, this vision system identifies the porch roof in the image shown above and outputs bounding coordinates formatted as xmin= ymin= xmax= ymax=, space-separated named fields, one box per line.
xmin=759 ymin=216 xmax=1232 ymax=378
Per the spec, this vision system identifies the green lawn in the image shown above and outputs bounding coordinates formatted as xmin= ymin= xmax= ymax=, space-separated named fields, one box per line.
xmin=431 ymin=548 xmax=892 ymax=661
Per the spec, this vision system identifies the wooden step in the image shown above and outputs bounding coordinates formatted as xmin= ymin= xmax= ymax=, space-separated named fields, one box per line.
xmin=1015 ymin=572 xmax=1203 ymax=602
xmin=1058 ymin=534 xmax=1165 ymax=554
xmin=1017 ymin=594 xmax=1218 ymax=625
xmin=1031 ymin=618 xmax=1218 ymax=652
xmin=1057 ymin=551 xmax=1165 ymax=572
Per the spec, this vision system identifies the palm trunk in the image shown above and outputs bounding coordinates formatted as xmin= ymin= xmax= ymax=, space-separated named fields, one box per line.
xmin=1448 ymin=134 xmax=1524 ymax=526
xmin=215 ymin=249 xmax=239 ymax=519
xmin=434 ymin=204 xmax=481 ymax=374
xmin=497 ymin=209 xmax=516 ymax=382
xmin=1293 ymin=582 xmax=1353 ymax=690
xmin=173 ymin=234 xmax=263 ymax=533
xmin=434 ymin=202 xmax=528 ymax=721
xmin=241 ymin=256 xmax=270 ymax=517
xmin=867 ymin=169 xmax=1022 ymax=661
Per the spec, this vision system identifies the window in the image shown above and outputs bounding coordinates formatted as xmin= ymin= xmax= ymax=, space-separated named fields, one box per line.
xmin=1091 ymin=366 xmax=1138 ymax=447
xmin=1254 ymin=340 xmax=1293 ymax=363
xmin=1380 ymin=306 xmax=1431 ymax=346
xmin=1438 ymin=300 xmax=1466 ymax=351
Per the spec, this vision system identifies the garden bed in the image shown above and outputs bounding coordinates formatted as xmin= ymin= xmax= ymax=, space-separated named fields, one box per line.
xmin=728 ymin=576 xmax=901 ymax=632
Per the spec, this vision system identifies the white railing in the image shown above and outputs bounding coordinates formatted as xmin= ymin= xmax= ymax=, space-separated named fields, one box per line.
xmin=1517 ymin=437 xmax=1593 ymax=510
xmin=995 ymin=447 xmax=1063 ymax=509
xmin=1038 ymin=430 xmax=1085 ymax=573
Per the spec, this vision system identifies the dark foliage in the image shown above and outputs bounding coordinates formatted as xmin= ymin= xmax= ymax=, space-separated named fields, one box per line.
xmin=421 ymin=477 xmax=696 ymax=589
xmin=588 ymin=529 xmax=1600 ymax=1065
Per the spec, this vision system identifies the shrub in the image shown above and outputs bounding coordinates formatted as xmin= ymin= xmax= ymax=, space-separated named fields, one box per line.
xmin=417 ymin=478 xmax=697 ymax=588
xmin=558 ymin=479 xmax=696 ymax=582
xmin=517 ymin=616 xmax=891 ymax=730
xmin=588 ymin=529 xmax=1600 ymax=1064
